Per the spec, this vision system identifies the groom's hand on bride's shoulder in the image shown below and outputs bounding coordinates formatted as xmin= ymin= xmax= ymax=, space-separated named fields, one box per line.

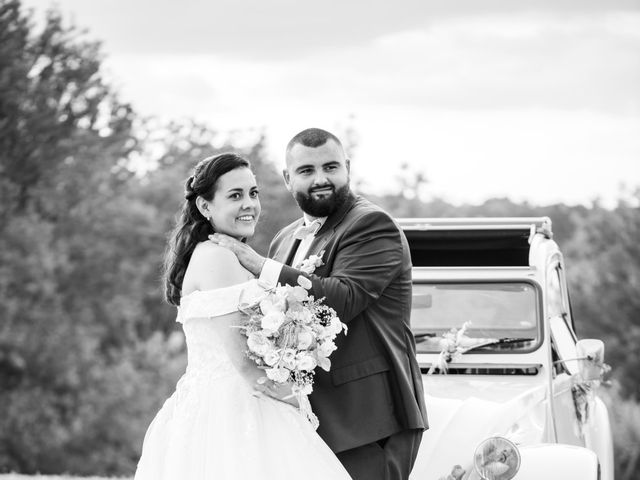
xmin=208 ymin=233 xmax=266 ymax=276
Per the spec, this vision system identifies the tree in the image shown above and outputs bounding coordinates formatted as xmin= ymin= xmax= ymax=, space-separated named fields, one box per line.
xmin=564 ymin=192 xmax=640 ymax=398
xmin=0 ymin=4 xmax=299 ymax=470
xmin=0 ymin=1 xmax=159 ymax=473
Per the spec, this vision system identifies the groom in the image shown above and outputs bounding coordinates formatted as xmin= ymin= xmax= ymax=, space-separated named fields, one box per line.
xmin=211 ymin=127 xmax=428 ymax=480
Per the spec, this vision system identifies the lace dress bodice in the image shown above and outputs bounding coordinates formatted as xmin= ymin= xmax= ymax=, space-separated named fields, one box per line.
xmin=176 ymin=281 xmax=253 ymax=381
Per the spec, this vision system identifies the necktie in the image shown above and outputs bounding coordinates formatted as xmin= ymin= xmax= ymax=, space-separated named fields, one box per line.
xmin=293 ymin=220 xmax=322 ymax=240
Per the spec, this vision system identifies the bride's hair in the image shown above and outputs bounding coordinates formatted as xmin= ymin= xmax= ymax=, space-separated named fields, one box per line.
xmin=163 ymin=153 xmax=251 ymax=305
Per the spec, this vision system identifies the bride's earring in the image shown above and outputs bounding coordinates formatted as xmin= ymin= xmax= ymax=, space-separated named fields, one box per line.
xmin=202 ymin=207 xmax=212 ymax=224
xmin=196 ymin=197 xmax=213 ymax=224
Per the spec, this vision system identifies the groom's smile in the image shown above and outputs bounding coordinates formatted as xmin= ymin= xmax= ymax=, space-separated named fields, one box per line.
xmin=310 ymin=185 xmax=334 ymax=198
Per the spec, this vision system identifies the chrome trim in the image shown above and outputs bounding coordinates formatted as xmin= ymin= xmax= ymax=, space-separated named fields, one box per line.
xmin=398 ymin=216 xmax=553 ymax=237
xmin=418 ymin=362 xmax=543 ymax=369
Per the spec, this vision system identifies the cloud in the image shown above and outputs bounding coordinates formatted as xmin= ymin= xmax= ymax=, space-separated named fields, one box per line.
xmin=23 ymin=0 xmax=640 ymax=59
xmin=103 ymin=11 xmax=640 ymax=130
xmin=304 ymin=12 xmax=640 ymax=113
xmin=22 ymin=0 xmax=640 ymax=204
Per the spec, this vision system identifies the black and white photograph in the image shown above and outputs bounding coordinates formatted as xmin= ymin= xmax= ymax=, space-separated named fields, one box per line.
xmin=1 ymin=0 xmax=638 ymax=479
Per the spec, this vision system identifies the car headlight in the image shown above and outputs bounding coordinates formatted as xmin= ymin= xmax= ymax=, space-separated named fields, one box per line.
xmin=473 ymin=436 xmax=521 ymax=480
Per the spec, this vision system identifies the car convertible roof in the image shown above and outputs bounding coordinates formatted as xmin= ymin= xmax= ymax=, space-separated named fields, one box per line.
xmin=397 ymin=217 xmax=552 ymax=267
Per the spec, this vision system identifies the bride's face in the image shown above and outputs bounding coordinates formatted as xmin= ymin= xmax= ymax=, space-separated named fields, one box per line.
xmin=208 ymin=167 xmax=261 ymax=239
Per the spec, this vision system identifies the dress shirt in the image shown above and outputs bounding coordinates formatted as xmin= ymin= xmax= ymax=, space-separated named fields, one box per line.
xmin=259 ymin=214 xmax=326 ymax=288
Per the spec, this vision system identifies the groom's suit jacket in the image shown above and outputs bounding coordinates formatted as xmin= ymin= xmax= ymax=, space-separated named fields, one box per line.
xmin=267 ymin=192 xmax=428 ymax=453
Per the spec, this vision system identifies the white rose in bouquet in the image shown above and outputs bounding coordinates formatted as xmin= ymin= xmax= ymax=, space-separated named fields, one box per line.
xmin=247 ymin=332 xmax=271 ymax=356
xmin=290 ymin=286 xmax=309 ymax=302
xmin=265 ymin=367 xmax=290 ymax=383
xmin=263 ymin=349 xmax=281 ymax=367
xmin=317 ymin=339 xmax=337 ymax=358
xmin=259 ymin=295 xmax=285 ymax=315
xmin=296 ymin=353 xmax=317 ymax=371
xmin=292 ymin=308 xmax=314 ymax=325
xmin=281 ymin=348 xmax=297 ymax=368
xmin=261 ymin=311 xmax=286 ymax=333
xmin=297 ymin=329 xmax=314 ymax=350
xmin=329 ymin=317 xmax=344 ymax=335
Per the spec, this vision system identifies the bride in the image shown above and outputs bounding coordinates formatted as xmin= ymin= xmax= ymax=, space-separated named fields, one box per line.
xmin=134 ymin=153 xmax=351 ymax=479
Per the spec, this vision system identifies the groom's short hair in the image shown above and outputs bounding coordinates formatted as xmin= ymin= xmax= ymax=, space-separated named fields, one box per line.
xmin=286 ymin=128 xmax=343 ymax=152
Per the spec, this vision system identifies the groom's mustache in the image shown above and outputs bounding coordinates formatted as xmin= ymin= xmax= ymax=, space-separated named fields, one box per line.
xmin=309 ymin=184 xmax=335 ymax=194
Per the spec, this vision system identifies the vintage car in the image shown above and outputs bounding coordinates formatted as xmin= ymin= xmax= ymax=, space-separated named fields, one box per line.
xmin=400 ymin=217 xmax=614 ymax=480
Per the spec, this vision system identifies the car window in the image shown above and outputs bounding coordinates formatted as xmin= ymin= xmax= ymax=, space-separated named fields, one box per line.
xmin=411 ymin=282 xmax=541 ymax=353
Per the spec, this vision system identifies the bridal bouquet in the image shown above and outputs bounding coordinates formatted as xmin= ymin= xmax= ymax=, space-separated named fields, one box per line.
xmin=238 ymin=279 xmax=347 ymax=428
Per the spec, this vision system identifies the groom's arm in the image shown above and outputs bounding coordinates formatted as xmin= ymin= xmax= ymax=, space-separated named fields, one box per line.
xmin=209 ymin=211 xmax=406 ymax=323
xmin=276 ymin=210 xmax=406 ymax=323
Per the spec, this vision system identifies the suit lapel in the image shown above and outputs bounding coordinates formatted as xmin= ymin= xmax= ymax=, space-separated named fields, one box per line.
xmin=305 ymin=192 xmax=358 ymax=258
xmin=273 ymin=219 xmax=304 ymax=266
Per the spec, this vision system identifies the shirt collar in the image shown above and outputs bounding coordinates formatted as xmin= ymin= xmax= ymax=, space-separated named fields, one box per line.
xmin=303 ymin=213 xmax=327 ymax=229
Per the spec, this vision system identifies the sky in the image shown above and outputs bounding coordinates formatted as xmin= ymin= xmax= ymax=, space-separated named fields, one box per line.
xmin=22 ymin=0 xmax=640 ymax=206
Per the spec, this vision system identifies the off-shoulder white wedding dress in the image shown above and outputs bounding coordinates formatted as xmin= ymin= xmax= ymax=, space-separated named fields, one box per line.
xmin=134 ymin=280 xmax=351 ymax=479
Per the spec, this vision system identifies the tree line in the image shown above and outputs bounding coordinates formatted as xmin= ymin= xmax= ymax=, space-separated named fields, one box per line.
xmin=1 ymin=1 xmax=638 ymax=478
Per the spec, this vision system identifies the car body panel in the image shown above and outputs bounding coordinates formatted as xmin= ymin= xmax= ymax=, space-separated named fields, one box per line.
xmin=516 ymin=444 xmax=599 ymax=479
xmin=412 ymin=376 xmax=548 ymax=479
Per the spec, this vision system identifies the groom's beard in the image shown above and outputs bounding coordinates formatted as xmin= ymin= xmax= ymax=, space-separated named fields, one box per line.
xmin=294 ymin=183 xmax=350 ymax=218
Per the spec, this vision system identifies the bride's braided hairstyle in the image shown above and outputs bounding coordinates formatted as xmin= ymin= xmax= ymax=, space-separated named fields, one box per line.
xmin=163 ymin=153 xmax=251 ymax=305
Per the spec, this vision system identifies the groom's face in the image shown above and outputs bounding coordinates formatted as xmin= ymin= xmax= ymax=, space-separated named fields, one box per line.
xmin=283 ymin=139 xmax=350 ymax=217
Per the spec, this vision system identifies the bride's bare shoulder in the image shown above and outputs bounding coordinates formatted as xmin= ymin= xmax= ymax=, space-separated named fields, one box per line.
xmin=192 ymin=240 xmax=238 ymax=263
xmin=184 ymin=241 xmax=247 ymax=292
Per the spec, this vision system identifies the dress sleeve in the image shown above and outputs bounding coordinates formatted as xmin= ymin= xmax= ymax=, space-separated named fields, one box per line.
xmin=177 ymin=281 xmax=254 ymax=323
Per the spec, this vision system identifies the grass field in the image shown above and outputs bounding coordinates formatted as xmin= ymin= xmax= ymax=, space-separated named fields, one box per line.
xmin=0 ymin=476 xmax=131 ymax=480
